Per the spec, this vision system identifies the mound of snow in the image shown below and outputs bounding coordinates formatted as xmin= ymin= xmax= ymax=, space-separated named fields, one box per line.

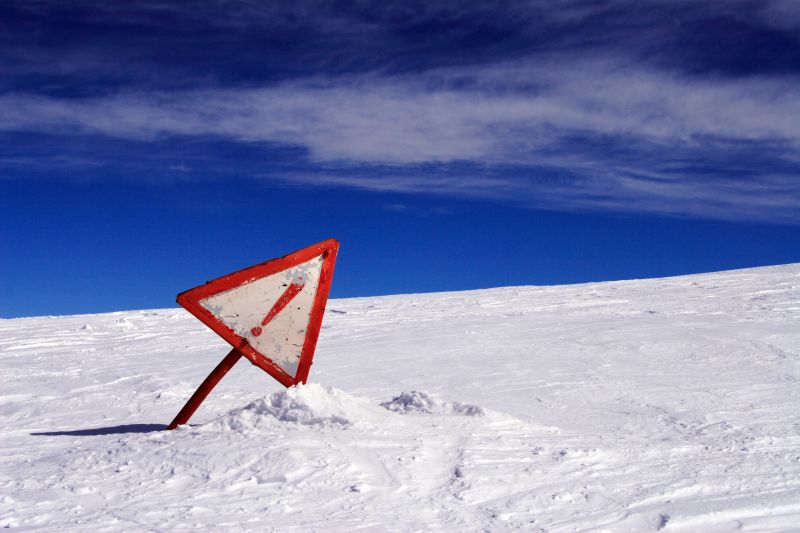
xmin=381 ymin=390 xmax=484 ymax=416
xmin=203 ymin=387 xmax=488 ymax=433
xmin=206 ymin=383 xmax=385 ymax=432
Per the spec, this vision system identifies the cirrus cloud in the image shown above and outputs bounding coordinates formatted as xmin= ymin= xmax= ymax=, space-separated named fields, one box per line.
xmin=1 ymin=1 xmax=799 ymax=224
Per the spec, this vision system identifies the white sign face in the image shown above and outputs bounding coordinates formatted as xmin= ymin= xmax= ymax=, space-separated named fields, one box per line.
xmin=199 ymin=255 xmax=324 ymax=377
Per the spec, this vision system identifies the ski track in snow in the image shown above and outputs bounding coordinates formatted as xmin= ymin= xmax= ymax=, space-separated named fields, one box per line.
xmin=1 ymin=264 xmax=800 ymax=531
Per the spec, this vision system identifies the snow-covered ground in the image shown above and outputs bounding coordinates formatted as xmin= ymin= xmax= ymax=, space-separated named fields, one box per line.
xmin=2 ymin=264 xmax=800 ymax=532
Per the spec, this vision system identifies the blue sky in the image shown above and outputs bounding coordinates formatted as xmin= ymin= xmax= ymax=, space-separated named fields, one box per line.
xmin=1 ymin=1 xmax=799 ymax=318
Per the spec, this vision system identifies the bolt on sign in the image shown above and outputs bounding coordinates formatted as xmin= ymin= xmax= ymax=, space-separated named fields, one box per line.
xmin=167 ymin=238 xmax=339 ymax=430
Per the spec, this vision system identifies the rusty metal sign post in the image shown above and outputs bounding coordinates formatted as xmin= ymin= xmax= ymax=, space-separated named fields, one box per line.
xmin=167 ymin=238 xmax=339 ymax=430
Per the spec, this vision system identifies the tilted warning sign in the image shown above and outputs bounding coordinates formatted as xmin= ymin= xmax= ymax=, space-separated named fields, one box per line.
xmin=167 ymin=238 xmax=339 ymax=429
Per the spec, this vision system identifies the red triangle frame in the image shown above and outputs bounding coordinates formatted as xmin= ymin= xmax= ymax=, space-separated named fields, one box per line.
xmin=177 ymin=238 xmax=339 ymax=387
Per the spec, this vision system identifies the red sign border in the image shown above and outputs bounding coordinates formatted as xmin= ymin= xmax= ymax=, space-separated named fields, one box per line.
xmin=177 ymin=238 xmax=339 ymax=388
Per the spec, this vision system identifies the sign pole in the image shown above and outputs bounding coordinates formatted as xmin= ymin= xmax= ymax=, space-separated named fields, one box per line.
xmin=167 ymin=348 xmax=242 ymax=430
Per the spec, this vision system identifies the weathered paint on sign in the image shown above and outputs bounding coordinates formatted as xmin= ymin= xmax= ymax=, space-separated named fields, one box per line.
xmin=176 ymin=238 xmax=339 ymax=387
xmin=199 ymin=255 xmax=323 ymax=378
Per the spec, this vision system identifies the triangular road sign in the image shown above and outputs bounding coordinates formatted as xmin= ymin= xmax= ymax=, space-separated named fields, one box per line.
xmin=178 ymin=238 xmax=339 ymax=387
xmin=167 ymin=238 xmax=339 ymax=429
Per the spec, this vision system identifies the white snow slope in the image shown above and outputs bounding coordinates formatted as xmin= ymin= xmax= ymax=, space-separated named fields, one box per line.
xmin=2 ymin=264 xmax=800 ymax=532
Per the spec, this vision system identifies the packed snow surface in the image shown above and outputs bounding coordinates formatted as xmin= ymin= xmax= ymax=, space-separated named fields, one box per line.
xmin=2 ymin=264 xmax=800 ymax=531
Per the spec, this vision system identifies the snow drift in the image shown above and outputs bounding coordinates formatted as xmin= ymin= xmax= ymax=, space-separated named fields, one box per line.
xmin=206 ymin=383 xmax=379 ymax=431
xmin=2 ymin=263 xmax=799 ymax=531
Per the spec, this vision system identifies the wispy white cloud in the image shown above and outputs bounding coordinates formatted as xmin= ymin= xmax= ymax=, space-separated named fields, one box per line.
xmin=283 ymin=169 xmax=800 ymax=224
xmin=1 ymin=28 xmax=799 ymax=223
xmin=2 ymin=58 xmax=799 ymax=163
xmin=758 ymin=0 xmax=800 ymax=30
xmin=382 ymin=203 xmax=454 ymax=216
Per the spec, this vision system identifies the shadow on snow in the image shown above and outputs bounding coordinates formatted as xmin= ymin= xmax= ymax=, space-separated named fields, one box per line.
xmin=31 ymin=423 xmax=167 ymax=436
